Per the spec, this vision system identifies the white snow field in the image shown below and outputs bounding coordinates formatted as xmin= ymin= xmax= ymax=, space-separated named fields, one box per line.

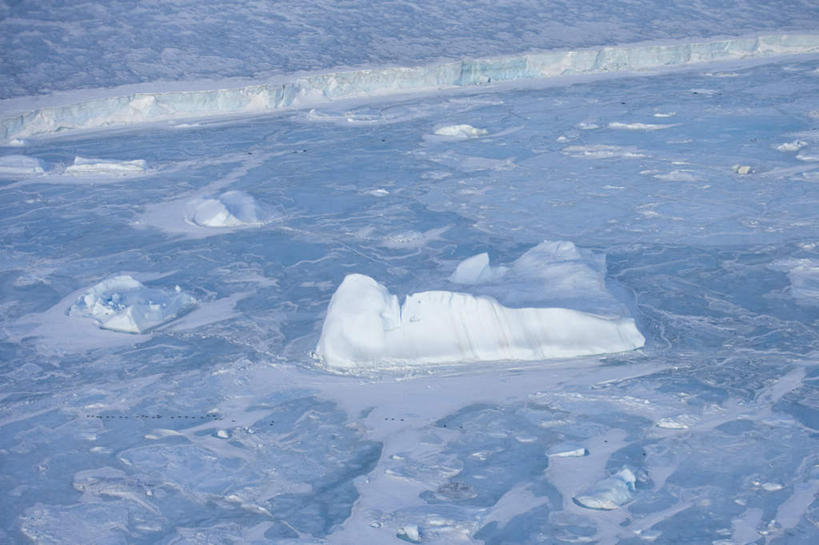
xmin=2 ymin=1 xmax=819 ymax=544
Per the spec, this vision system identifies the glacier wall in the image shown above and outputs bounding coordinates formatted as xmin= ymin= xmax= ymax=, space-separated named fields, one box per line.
xmin=2 ymin=33 xmax=818 ymax=143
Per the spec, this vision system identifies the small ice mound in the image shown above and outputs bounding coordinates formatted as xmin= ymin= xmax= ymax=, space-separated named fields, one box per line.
xmin=448 ymin=252 xmax=508 ymax=284
xmin=796 ymin=149 xmax=819 ymax=162
xmin=775 ymin=140 xmax=808 ymax=152
xmin=396 ymin=524 xmax=421 ymax=543
xmin=562 ymin=145 xmax=646 ymax=159
xmin=732 ymin=164 xmax=753 ymax=175
xmin=608 ymin=122 xmax=677 ymax=131
xmin=548 ymin=443 xmax=589 ymax=458
xmin=8 ymin=138 xmax=27 ymax=147
xmin=190 ymin=191 xmax=266 ymax=228
xmin=314 ymin=274 xmax=644 ymax=369
xmin=653 ymin=170 xmax=700 ymax=182
xmin=64 ymin=156 xmax=146 ymax=176
xmin=656 ymin=416 xmax=694 ymax=429
xmin=434 ymin=124 xmax=488 ymax=138
xmin=573 ymin=468 xmax=636 ymax=510
xmin=68 ymin=275 xmax=196 ymax=333
xmin=0 ymin=155 xmax=45 ymax=176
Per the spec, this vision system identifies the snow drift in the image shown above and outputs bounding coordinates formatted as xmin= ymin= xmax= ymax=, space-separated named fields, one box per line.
xmin=68 ymin=275 xmax=197 ymax=333
xmin=315 ymin=241 xmax=644 ymax=369
xmin=3 ymin=33 xmax=819 ymax=143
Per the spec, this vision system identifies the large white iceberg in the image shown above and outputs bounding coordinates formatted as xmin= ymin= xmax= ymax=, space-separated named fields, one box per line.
xmin=68 ymin=275 xmax=197 ymax=333
xmin=315 ymin=242 xmax=644 ymax=369
xmin=189 ymin=191 xmax=267 ymax=228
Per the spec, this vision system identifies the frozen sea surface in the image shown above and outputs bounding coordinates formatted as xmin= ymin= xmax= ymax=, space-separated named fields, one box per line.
xmin=2 ymin=45 xmax=819 ymax=545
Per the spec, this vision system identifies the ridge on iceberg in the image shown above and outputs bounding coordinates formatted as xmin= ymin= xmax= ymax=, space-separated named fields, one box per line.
xmin=434 ymin=124 xmax=488 ymax=138
xmin=64 ymin=156 xmax=146 ymax=176
xmin=315 ymin=241 xmax=644 ymax=369
xmin=68 ymin=275 xmax=197 ymax=334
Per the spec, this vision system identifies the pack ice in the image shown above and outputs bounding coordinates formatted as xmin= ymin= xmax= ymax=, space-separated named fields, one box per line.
xmin=316 ymin=241 xmax=644 ymax=368
xmin=68 ymin=275 xmax=197 ymax=333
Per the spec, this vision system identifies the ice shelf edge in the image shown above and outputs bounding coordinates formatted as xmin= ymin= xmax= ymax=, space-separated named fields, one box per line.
xmin=2 ymin=32 xmax=819 ymax=143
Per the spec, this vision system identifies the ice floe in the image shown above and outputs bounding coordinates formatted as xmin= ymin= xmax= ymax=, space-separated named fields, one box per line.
xmin=0 ymin=154 xmax=45 ymax=176
xmin=653 ymin=170 xmax=700 ymax=182
xmin=573 ymin=468 xmax=637 ymax=510
xmin=68 ymin=275 xmax=197 ymax=333
xmin=188 ymin=191 xmax=268 ymax=228
xmin=775 ymin=139 xmax=808 ymax=152
xmin=315 ymin=241 xmax=644 ymax=369
xmin=64 ymin=156 xmax=146 ymax=176
xmin=433 ymin=124 xmax=488 ymax=138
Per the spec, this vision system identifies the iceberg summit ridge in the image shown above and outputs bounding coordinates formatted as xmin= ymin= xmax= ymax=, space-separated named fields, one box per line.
xmin=3 ymin=32 xmax=819 ymax=143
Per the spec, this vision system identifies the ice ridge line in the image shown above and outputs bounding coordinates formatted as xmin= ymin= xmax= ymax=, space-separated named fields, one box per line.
xmin=2 ymin=32 xmax=818 ymax=143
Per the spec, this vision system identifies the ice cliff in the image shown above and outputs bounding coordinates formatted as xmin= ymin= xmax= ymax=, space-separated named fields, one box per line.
xmin=2 ymin=33 xmax=818 ymax=143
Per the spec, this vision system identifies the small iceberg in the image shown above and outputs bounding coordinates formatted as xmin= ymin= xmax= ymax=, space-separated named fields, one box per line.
xmin=189 ymin=191 xmax=268 ymax=228
xmin=0 ymin=155 xmax=44 ymax=176
xmin=573 ymin=468 xmax=637 ymax=510
xmin=434 ymin=124 xmax=488 ymax=138
xmin=64 ymin=156 xmax=146 ymax=176
xmin=68 ymin=275 xmax=196 ymax=333
xmin=548 ymin=443 xmax=590 ymax=458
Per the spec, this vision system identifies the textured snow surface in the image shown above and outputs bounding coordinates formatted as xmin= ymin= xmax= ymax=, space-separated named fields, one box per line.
xmin=3 ymin=5 xmax=819 ymax=543
xmin=4 ymin=32 xmax=819 ymax=143
xmin=315 ymin=267 xmax=644 ymax=368
xmin=68 ymin=275 xmax=197 ymax=333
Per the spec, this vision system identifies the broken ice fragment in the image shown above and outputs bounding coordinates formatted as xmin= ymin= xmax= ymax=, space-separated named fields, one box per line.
xmin=64 ymin=156 xmax=146 ymax=176
xmin=69 ymin=275 xmax=196 ymax=333
xmin=574 ymin=468 xmax=637 ymax=510
xmin=434 ymin=124 xmax=488 ymax=138
xmin=397 ymin=524 xmax=421 ymax=543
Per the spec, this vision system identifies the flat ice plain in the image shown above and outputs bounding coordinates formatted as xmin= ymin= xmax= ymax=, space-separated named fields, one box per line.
xmin=2 ymin=1 xmax=819 ymax=544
